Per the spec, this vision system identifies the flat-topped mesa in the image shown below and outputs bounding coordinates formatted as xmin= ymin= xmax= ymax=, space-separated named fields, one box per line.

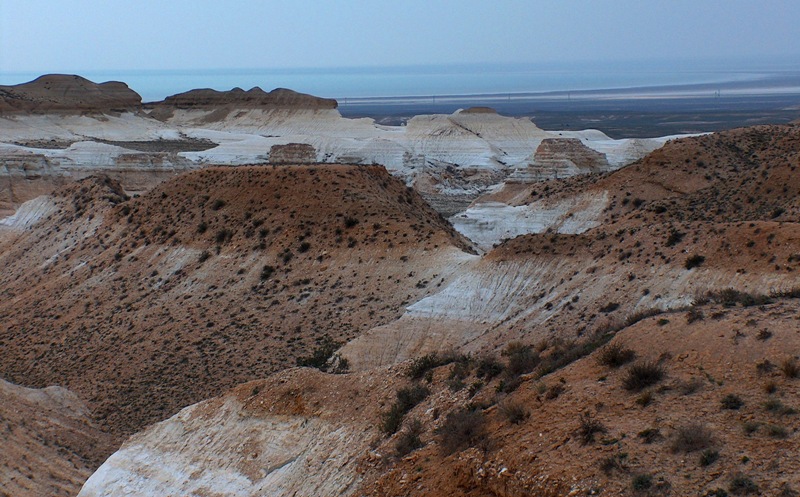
xmin=459 ymin=106 xmax=498 ymax=114
xmin=154 ymin=87 xmax=338 ymax=110
xmin=0 ymin=74 xmax=141 ymax=115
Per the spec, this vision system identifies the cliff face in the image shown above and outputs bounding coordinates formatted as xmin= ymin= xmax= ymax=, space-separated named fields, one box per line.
xmin=0 ymin=379 xmax=113 ymax=497
xmin=0 ymin=75 xmax=141 ymax=114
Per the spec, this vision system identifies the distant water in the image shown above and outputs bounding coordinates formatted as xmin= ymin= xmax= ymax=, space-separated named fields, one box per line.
xmin=1 ymin=59 xmax=799 ymax=103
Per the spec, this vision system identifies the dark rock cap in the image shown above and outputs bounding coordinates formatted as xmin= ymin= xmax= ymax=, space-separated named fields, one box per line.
xmin=0 ymin=74 xmax=142 ymax=114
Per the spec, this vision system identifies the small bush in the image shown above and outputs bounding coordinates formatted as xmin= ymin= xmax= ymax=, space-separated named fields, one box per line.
xmin=298 ymin=241 xmax=311 ymax=253
xmin=215 ymin=228 xmax=232 ymax=244
xmin=260 ymin=265 xmax=275 ymax=280
xmin=197 ymin=221 xmax=208 ymax=233
xmin=499 ymin=400 xmax=530 ymax=425
xmin=632 ymin=473 xmax=653 ymax=491
xmin=699 ymin=449 xmax=720 ymax=467
xmin=679 ymin=377 xmax=704 ymax=395
xmin=599 ymin=453 xmax=627 ymax=475
xmin=502 ymin=342 xmax=539 ymax=376
xmin=576 ymin=413 xmax=607 ymax=445
xmin=395 ymin=419 xmax=424 ymax=457
xmin=762 ymin=397 xmax=796 ymax=414
xmin=597 ymin=343 xmax=636 ymax=368
xmin=765 ymin=424 xmax=788 ymax=439
xmin=407 ymin=352 xmax=461 ymax=380
xmin=198 ymin=250 xmax=211 ymax=263
xmin=781 ymin=357 xmax=800 ymax=378
xmin=638 ymin=427 xmax=663 ymax=444
xmin=296 ymin=335 xmax=342 ymax=372
xmin=687 ymin=308 xmax=705 ymax=323
xmin=476 ymin=355 xmax=504 ymax=381
xmin=343 ymin=216 xmax=359 ymax=228
xmin=665 ymin=230 xmax=685 ymax=247
xmin=396 ymin=384 xmax=430 ymax=412
xmin=211 ymin=199 xmax=226 ymax=210
xmin=623 ymin=361 xmax=666 ymax=392
xmin=670 ymin=423 xmax=714 ymax=453
xmin=381 ymin=385 xmax=430 ymax=435
xmin=636 ymin=390 xmax=654 ymax=407
xmin=742 ymin=421 xmax=760 ymax=436
xmin=721 ymin=394 xmax=744 ymax=410
xmin=707 ymin=288 xmax=772 ymax=307
xmin=544 ymin=382 xmax=565 ymax=400
xmin=685 ymin=254 xmax=706 ymax=269
xmin=728 ymin=475 xmax=758 ymax=495
xmin=436 ymin=408 xmax=487 ymax=455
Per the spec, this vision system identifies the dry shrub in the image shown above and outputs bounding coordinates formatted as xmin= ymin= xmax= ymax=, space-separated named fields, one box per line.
xmin=623 ymin=361 xmax=666 ymax=392
xmin=670 ymin=423 xmax=714 ymax=453
xmin=436 ymin=408 xmax=487 ymax=455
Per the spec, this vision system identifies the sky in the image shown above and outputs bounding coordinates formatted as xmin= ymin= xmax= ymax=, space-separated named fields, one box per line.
xmin=1 ymin=0 xmax=799 ymax=74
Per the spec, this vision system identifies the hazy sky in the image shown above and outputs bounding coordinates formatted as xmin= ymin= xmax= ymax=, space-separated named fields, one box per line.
xmin=1 ymin=0 xmax=799 ymax=73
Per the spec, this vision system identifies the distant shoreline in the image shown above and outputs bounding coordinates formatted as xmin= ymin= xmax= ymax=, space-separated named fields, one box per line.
xmin=337 ymin=74 xmax=800 ymax=138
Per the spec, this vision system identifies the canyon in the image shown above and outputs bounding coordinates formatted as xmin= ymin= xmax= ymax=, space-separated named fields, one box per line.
xmin=1 ymin=75 xmax=799 ymax=497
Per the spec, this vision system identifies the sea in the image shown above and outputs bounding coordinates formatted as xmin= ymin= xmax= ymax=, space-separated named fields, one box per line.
xmin=2 ymin=58 xmax=799 ymax=105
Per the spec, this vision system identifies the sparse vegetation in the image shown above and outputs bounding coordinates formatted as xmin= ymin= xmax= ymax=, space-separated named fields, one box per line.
xmin=381 ymin=384 xmax=430 ymax=435
xmin=499 ymin=400 xmax=530 ymax=425
xmin=623 ymin=361 xmax=666 ymax=392
xmin=729 ymin=474 xmax=758 ymax=495
xmin=720 ymin=393 xmax=744 ymax=410
xmin=699 ymin=449 xmax=720 ymax=467
xmin=436 ymin=408 xmax=487 ymax=455
xmin=685 ymin=254 xmax=706 ymax=269
xmin=407 ymin=352 xmax=465 ymax=380
xmin=780 ymin=357 xmax=800 ymax=378
xmin=597 ymin=343 xmax=636 ymax=368
xmin=670 ymin=423 xmax=714 ymax=453
xmin=296 ymin=335 xmax=348 ymax=373
xmin=576 ymin=413 xmax=607 ymax=445
xmin=395 ymin=419 xmax=424 ymax=457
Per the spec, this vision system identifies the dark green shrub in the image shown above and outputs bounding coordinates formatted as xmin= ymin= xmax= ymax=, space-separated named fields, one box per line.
xmin=211 ymin=199 xmax=226 ymax=210
xmin=623 ymin=361 xmax=666 ymax=392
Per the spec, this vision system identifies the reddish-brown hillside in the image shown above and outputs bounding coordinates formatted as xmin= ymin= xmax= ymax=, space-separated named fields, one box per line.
xmin=0 ymin=164 xmax=471 ymax=445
